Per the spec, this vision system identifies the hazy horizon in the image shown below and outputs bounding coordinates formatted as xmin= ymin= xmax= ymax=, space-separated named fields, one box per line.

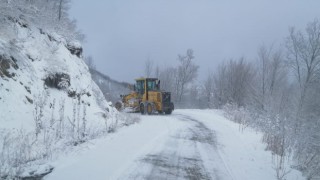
xmin=70 ymin=0 xmax=320 ymax=83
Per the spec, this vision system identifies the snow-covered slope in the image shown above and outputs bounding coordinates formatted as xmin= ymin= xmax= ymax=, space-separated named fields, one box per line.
xmin=0 ymin=17 xmax=116 ymax=131
xmin=0 ymin=16 xmax=125 ymax=179
xmin=89 ymin=68 xmax=131 ymax=103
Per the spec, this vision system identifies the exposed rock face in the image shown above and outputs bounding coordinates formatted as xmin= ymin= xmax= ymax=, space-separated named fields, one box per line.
xmin=44 ymin=73 xmax=70 ymax=90
xmin=89 ymin=68 xmax=131 ymax=103
xmin=66 ymin=43 xmax=83 ymax=58
xmin=0 ymin=55 xmax=19 ymax=78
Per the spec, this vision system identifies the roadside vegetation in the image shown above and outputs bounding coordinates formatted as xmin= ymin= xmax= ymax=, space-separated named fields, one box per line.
xmin=135 ymin=19 xmax=320 ymax=180
xmin=88 ymin=19 xmax=320 ymax=179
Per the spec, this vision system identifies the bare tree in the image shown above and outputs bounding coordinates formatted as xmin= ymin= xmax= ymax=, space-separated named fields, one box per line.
xmin=212 ymin=58 xmax=254 ymax=108
xmin=154 ymin=65 xmax=160 ymax=79
xmin=286 ymin=19 xmax=320 ymax=179
xmin=257 ymin=45 xmax=272 ymax=110
xmin=228 ymin=58 xmax=254 ymax=107
xmin=58 ymin=0 xmax=63 ymax=21
xmin=159 ymin=67 xmax=176 ymax=91
xmin=144 ymin=58 xmax=154 ymax=77
xmin=203 ymin=71 xmax=215 ymax=108
xmin=212 ymin=63 xmax=228 ymax=108
xmin=286 ymin=19 xmax=320 ymax=111
xmin=0 ymin=0 xmax=79 ymax=41
xmin=255 ymin=45 xmax=286 ymax=112
xmin=175 ymin=49 xmax=199 ymax=103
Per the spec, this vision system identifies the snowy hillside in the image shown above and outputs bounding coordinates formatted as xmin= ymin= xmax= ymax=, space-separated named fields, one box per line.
xmin=0 ymin=16 xmax=123 ymax=179
xmin=89 ymin=68 xmax=131 ymax=103
xmin=0 ymin=16 xmax=116 ymax=131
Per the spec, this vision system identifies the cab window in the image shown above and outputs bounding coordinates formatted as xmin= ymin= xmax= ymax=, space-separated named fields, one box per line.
xmin=136 ymin=80 xmax=145 ymax=94
xmin=147 ymin=81 xmax=156 ymax=91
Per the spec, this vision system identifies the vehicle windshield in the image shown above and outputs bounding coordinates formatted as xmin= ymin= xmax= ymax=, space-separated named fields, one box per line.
xmin=147 ymin=80 xmax=156 ymax=91
xmin=136 ymin=79 xmax=158 ymax=93
xmin=136 ymin=80 xmax=145 ymax=94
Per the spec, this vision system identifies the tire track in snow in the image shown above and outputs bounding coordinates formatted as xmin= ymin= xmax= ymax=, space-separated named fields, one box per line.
xmin=120 ymin=113 xmax=232 ymax=180
xmin=177 ymin=114 xmax=236 ymax=180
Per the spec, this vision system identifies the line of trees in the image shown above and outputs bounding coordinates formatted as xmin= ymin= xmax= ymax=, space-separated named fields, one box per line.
xmin=0 ymin=0 xmax=83 ymax=41
xmin=218 ymin=20 xmax=320 ymax=179
xmin=146 ymin=19 xmax=320 ymax=179
xmin=145 ymin=49 xmax=199 ymax=108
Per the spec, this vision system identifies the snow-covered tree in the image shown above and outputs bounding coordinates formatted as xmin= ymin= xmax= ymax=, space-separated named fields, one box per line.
xmin=203 ymin=71 xmax=215 ymax=108
xmin=286 ymin=19 xmax=320 ymax=179
xmin=175 ymin=49 xmax=199 ymax=104
xmin=212 ymin=58 xmax=254 ymax=108
xmin=0 ymin=0 xmax=82 ymax=41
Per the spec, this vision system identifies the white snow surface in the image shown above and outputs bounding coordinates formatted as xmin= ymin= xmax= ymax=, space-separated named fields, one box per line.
xmin=0 ymin=18 xmax=116 ymax=132
xmin=45 ymin=109 xmax=304 ymax=180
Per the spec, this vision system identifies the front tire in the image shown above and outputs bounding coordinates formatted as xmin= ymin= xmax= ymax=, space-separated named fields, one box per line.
xmin=140 ymin=103 xmax=145 ymax=114
xmin=165 ymin=109 xmax=172 ymax=114
xmin=165 ymin=103 xmax=174 ymax=115
xmin=147 ymin=103 xmax=153 ymax=115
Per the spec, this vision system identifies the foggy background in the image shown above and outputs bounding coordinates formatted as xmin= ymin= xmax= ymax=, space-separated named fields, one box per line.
xmin=70 ymin=0 xmax=320 ymax=83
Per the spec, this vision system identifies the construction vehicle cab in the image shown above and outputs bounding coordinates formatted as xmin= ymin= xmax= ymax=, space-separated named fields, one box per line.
xmin=115 ymin=78 xmax=174 ymax=115
xmin=135 ymin=78 xmax=159 ymax=94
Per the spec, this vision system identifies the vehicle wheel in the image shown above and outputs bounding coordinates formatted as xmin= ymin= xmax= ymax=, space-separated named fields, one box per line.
xmin=147 ymin=103 xmax=153 ymax=115
xmin=170 ymin=102 xmax=174 ymax=111
xmin=165 ymin=103 xmax=174 ymax=114
xmin=140 ymin=103 xmax=145 ymax=114
xmin=165 ymin=109 xmax=172 ymax=115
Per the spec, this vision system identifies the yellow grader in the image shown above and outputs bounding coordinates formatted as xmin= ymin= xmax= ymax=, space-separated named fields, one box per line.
xmin=115 ymin=78 xmax=174 ymax=115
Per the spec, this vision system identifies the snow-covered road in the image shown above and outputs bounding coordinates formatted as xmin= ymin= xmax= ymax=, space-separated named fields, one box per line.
xmin=45 ymin=110 xmax=304 ymax=180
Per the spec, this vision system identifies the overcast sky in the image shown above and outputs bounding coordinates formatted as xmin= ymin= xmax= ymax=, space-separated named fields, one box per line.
xmin=70 ymin=0 xmax=320 ymax=83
